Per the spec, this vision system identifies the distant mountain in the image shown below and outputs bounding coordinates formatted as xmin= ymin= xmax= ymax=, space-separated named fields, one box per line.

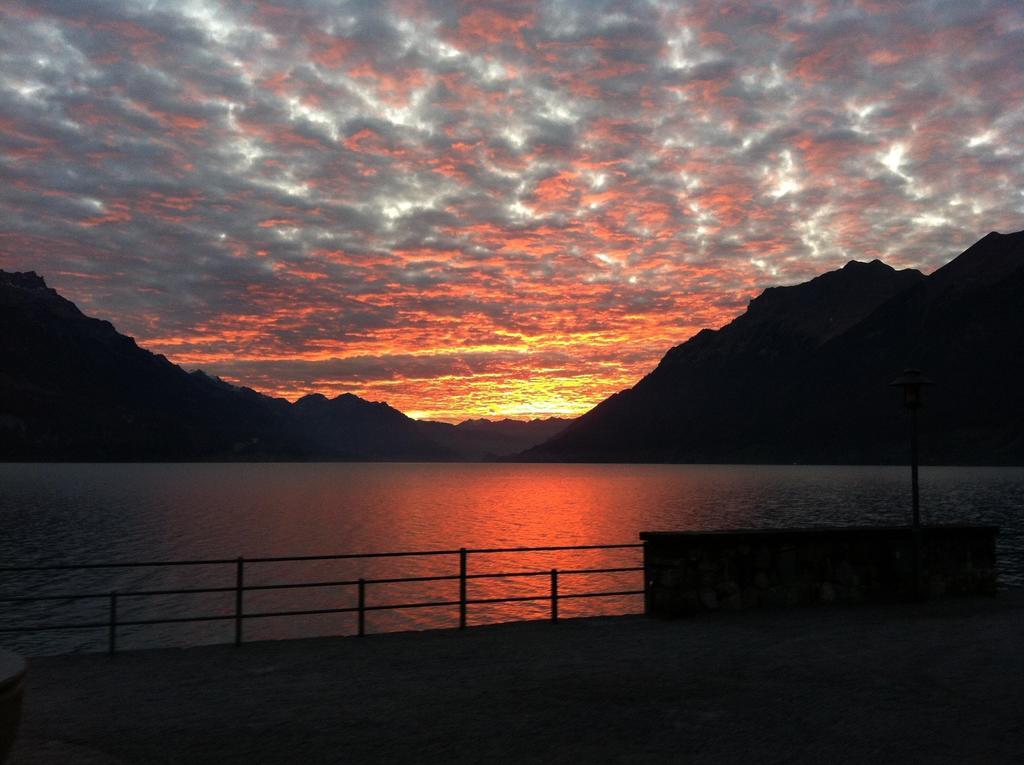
xmin=293 ymin=393 xmax=452 ymax=460
xmin=0 ymin=271 xmax=570 ymax=461
xmin=0 ymin=271 xmax=304 ymax=460
xmin=524 ymin=230 xmax=1024 ymax=465
xmin=417 ymin=417 xmax=570 ymax=460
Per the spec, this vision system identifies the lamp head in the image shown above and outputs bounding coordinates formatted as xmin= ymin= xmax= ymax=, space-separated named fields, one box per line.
xmin=889 ymin=368 xmax=935 ymax=410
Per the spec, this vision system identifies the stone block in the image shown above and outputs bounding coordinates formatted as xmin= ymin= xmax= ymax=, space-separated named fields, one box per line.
xmin=754 ymin=547 xmax=772 ymax=570
xmin=836 ymin=560 xmax=858 ymax=587
xmin=699 ymin=589 xmax=719 ymax=611
xmin=778 ymin=547 xmax=798 ymax=583
xmin=716 ymin=581 xmax=740 ymax=598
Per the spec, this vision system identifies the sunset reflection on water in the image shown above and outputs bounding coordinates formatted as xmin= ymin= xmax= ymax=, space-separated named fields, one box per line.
xmin=2 ymin=462 xmax=1022 ymax=654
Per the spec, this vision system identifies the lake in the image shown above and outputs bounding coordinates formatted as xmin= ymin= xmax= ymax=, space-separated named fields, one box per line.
xmin=2 ymin=463 xmax=1022 ymax=655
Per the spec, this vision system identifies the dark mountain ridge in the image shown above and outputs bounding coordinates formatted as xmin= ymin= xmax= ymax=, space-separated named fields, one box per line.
xmin=524 ymin=230 xmax=1024 ymax=465
xmin=5 ymin=228 xmax=1021 ymax=464
xmin=292 ymin=392 xmax=455 ymax=460
xmin=0 ymin=271 xmax=566 ymax=461
xmin=418 ymin=416 xmax=570 ymax=460
xmin=0 ymin=271 xmax=303 ymax=460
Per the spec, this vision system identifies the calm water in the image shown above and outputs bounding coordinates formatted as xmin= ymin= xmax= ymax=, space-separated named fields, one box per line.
xmin=2 ymin=463 xmax=1022 ymax=655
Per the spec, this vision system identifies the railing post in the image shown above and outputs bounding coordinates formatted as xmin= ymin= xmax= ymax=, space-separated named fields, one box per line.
xmin=358 ymin=578 xmax=366 ymax=636
xmin=108 ymin=591 xmax=118 ymax=655
xmin=459 ymin=548 xmax=467 ymax=629
xmin=234 ymin=557 xmax=244 ymax=647
xmin=550 ymin=569 xmax=558 ymax=624
xmin=642 ymin=541 xmax=652 ymax=616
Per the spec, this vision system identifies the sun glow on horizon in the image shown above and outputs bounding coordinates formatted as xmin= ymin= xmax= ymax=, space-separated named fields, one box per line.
xmin=215 ymin=353 xmax=660 ymax=423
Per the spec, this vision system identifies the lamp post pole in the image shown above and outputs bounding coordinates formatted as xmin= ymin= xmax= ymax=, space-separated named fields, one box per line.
xmin=910 ymin=403 xmax=921 ymax=599
xmin=910 ymin=405 xmax=920 ymax=532
xmin=890 ymin=368 xmax=933 ymax=599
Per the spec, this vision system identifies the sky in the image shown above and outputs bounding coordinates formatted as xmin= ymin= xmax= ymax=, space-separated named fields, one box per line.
xmin=2 ymin=1 xmax=1023 ymax=421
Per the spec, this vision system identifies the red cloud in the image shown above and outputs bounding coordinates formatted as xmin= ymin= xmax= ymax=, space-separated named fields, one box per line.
xmin=447 ymin=7 xmax=534 ymax=52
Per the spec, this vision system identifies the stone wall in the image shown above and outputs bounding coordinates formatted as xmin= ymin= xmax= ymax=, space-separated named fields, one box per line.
xmin=641 ymin=526 xmax=998 ymax=617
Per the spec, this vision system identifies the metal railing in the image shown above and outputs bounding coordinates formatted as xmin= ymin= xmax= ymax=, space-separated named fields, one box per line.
xmin=0 ymin=543 xmax=644 ymax=654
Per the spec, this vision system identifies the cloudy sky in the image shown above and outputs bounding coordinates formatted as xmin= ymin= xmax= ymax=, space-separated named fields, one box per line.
xmin=2 ymin=1 xmax=1022 ymax=420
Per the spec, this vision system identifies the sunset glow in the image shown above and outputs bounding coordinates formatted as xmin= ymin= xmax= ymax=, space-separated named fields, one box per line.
xmin=2 ymin=1 xmax=1023 ymax=420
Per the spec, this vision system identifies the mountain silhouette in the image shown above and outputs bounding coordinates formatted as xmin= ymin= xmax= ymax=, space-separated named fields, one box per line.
xmin=0 ymin=271 xmax=304 ymax=460
xmin=523 ymin=230 xmax=1024 ymax=465
xmin=5 ymin=229 xmax=1021 ymax=464
xmin=293 ymin=393 xmax=453 ymax=460
xmin=418 ymin=417 xmax=570 ymax=460
xmin=0 ymin=271 xmax=566 ymax=461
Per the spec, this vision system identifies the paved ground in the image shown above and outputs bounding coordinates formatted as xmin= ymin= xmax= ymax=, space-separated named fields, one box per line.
xmin=8 ymin=593 xmax=1024 ymax=764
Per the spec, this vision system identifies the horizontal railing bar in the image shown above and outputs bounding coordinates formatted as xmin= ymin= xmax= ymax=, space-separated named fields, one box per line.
xmin=459 ymin=590 xmax=639 ymax=607
xmin=117 ymin=614 xmax=236 ymax=626
xmin=0 ymin=576 xmax=459 ymax=602
xmin=0 ymin=593 xmax=113 ymax=603
xmin=0 ymin=543 xmax=642 ymax=573
xmin=246 ymin=565 xmax=642 ymax=590
xmin=0 ymin=559 xmax=239 ymax=572
xmin=363 ymin=596 xmax=556 ymax=610
xmin=123 ymin=586 xmax=235 ymax=597
xmin=0 ymin=587 xmax=646 ymax=634
xmin=464 ymin=594 xmax=552 ymax=606
xmin=225 ymin=607 xmax=358 ymax=621
xmin=133 ymin=589 xmax=642 ymax=627
xmin=0 ymin=610 xmax=349 ymax=632
xmin=0 ymin=566 xmax=644 ymax=604
xmin=466 ymin=570 xmax=553 ymax=580
xmin=0 ymin=621 xmax=111 ymax=634
xmin=0 ymin=586 xmax=239 ymax=603
xmin=559 ymin=590 xmax=645 ymax=600
xmin=466 ymin=544 xmax=642 ymax=554
xmin=0 ymin=550 xmax=464 ymax=573
xmin=246 ymin=574 xmax=464 ymax=590
xmin=243 ymin=579 xmax=375 ymax=592
xmin=245 ymin=550 xmax=465 ymax=564
xmin=465 ymin=565 xmax=643 ymax=580
xmin=358 ymin=574 xmax=458 ymax=586
xmin=363 ymin=600 xmax=461 ymax=612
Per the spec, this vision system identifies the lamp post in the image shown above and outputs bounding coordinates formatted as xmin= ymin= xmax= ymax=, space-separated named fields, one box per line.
xmin=890 ymin=368 xmax=934 ymax=597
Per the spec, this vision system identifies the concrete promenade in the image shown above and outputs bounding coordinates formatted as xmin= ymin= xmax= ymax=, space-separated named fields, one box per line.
xmin=9 ymin=592 xmax=1024 ymax=764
